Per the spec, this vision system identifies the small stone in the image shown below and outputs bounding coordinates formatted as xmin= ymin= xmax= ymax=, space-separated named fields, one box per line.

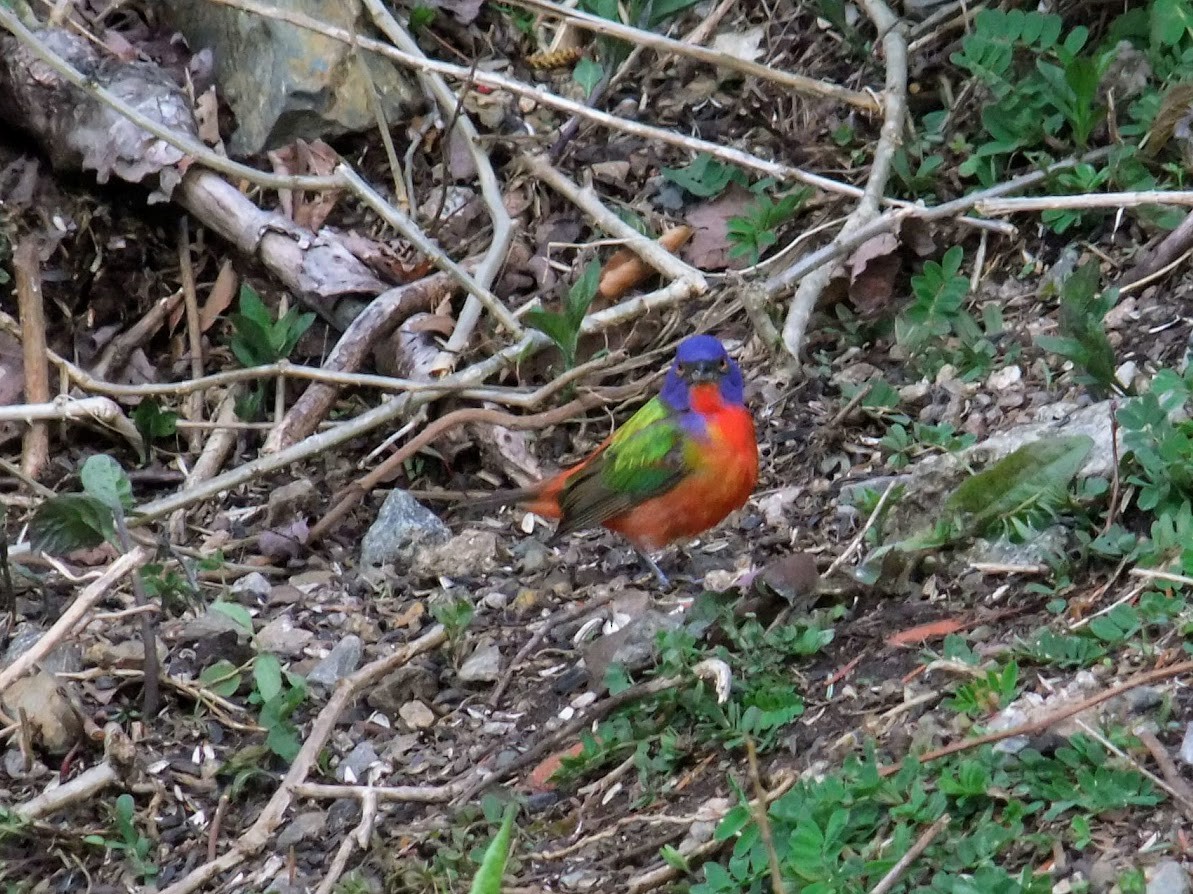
xmin=458 ymin=639 xmax=502 ymax=683
xmin=86 ymin=638 xmax=168 ymax=671
xmin=255 ymin=614 xmax=314 ymax=658
xmin=307 ymin=635 xmax=363 ymax=688
xmin=517 ymin=541 xmax=550 ymax=574
xmin=231 ymin=572 xmax=272 ymax=602
xmin=367 ymin=663 xmax=439 ymax=713
xmin=2 ymin=670 xmax=83 ymax=754
xmin=1148 ymin=861 xmax=1190 ymax=894
xmin=1179 ymin=722 xmax=1193 ymax=765
xmin=337 ymin=741 xmax=379 ymax=783
xmin=267 ymin=478 xmax=317 ymax=524
xmin=398 ymin=700 xmax=435 ymax=730
xmin=360 ymin=490 xmax=450 ymax=568
xmin=411 ymin=530 xmax=500 ymax=580
xmin=276 ymin=811 xmax=326 ymax=849
xmin=1125 ymin=686 xmax=1163 ymax=715
xmin=4 ymin=626 xmax=81 ymax=675
xmin=3 ymin=746 xmax=46 ymax=780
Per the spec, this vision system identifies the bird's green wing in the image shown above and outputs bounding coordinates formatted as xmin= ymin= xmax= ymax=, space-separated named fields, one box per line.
xmin=554 ymin=398 xmax=692 ymax=538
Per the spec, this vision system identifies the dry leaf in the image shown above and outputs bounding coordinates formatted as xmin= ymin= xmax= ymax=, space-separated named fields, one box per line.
xmin=847 ymin=233 xmax=902 ymax=317
xmin=712 ymin=26 xmax=765 ymax=64
xmin=681 ymin=184 xmax=756 ymax=271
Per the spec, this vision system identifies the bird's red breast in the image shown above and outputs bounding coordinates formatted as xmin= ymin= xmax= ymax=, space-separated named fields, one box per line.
xmin=524 ymin=382 xmax=758 ymax=551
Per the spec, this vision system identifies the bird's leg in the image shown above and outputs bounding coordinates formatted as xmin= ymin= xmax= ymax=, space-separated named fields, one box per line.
xmin=634 ymin=547 xmax=671 ymax=589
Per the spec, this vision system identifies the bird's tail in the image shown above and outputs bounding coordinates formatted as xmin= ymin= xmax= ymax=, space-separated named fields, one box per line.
xmin=466 ymin=477 xmax=566 ymax=521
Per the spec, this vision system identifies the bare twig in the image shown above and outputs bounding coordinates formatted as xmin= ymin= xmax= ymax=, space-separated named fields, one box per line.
xmin=883 ymin=659 xmax=1193 ymax=774
xmin=0 ymin=396 xmax=143 ymax=454
xmin=868 ymin=814 xmax=950 ymax=894
xmin=0 ymin=548 xmax=152 ymax=695
xmin=313 ymin=789 xmax=376 ymax=894
xmin=177 ymin=218 xmax=206 ymax=453
xmin=977 ymin=190 xmax=1193 ymax=215
xmin=1118 ymin=209 xmax=1193 ymax=290
xmin=778 ymin=0 xmax=907 ymax=359
xmin=361 ymin=0 xmax=516 ymax=375
xmin=292 ymin=781 xmax=466 ymax=802
xmin=169 ymin=386 xmax=243 ymax=542
xmin=523 ymin=153 xmax=706 ymax=288
xmin=503 ymin=0 xmax=880 ymax=112
xmin=13 ymin=237 xmax=50 ymax=479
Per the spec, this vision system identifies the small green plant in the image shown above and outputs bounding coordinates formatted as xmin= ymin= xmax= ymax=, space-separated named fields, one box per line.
xmin=946 ymin=660 xmax=1020 ymax=717
xmin=1041 ymin=164 xmax=1112 ymax=233
xmin=198 ymin=648 xmax=307 ymax=763
xmin=951 ymin=9 xmax=1110 ymax=184
xmin=726 ymin=189 xmax=811 ymax=265
xmin=661 ymin=153 xmax=750 ymax=198
xmin=84 ymin=794 xmax=157 ymax=883
xmin=408 ymin=4 xmax=436 ymax=28
xmin=895 ymin=246 xmax=1000 ymax=378
xmin=1118 ymin=366 xmax=1193 ymax=516
xmin=572 ymin=56 xmax=603 ymax=97
xmin=879 ymin=420 xmax=976 ymax=469
xmin=132 ymin=398 xmax=178 ymax=460
xmin=524 ymin=260 xmax=600 ymax=370
xmin=1034 ymin=263 xmax=1123 ymax=397
xmin=226 ymin=284 xmax=314 ymax=418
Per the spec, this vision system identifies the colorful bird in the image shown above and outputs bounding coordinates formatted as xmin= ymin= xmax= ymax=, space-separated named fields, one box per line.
xmin=477 ymin=334 xmax=759 ymax=585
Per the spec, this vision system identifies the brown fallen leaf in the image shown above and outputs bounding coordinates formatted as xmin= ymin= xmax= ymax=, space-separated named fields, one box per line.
xmin=681 ymin=183 xmax=756 ymax=271
xmin=847 ymin=233 xmax=902 ymax=317
xmin=885 ymin=617 xmax=966 ymax=647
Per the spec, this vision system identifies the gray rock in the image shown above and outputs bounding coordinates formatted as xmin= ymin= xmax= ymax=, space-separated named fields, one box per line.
xmin=3 ymin=746 xmax=46 ymax=780
xmin=398 ymin=700 xmax=435 ymax=730
xmin=231 ymin=572 xmax=272 ymax=602
xmin=458 ymin=639 xmax=502 ymax=683
xmin=178 ymin=605 xmax=252 ymax=642
xmin=4 ymin=626 xmax=81 ymax=675
xmin=1149 ymin=862 xmax=1191 ymax=894
xmin=161 ymin=0 xmax=417 ymax=155
xmin=307 ymin=635 xmax=363 ymax=688
xmin=255 ymin=615 xmax=314 ymax=658
xmin=276 ymin=811 xmax=327 ymax=849
xmin=267 ymin=477 xmax=318 ymax=524
xmin=1181 ymin=722 xmax=1193 ymax=765
xmin=1 ymin=670 xmax=83 ymax=754
xmin=367 ymin=663 xmax=439 ymax=713
xmin=337 ymin=741 xmax=379 ymax=783
xmin=360 ymin=490 xmax=451 ymax=568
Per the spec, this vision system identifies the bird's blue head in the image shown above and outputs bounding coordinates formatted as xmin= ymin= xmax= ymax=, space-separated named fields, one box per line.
xmin=659 ymin=335 xmax=745 ymax=411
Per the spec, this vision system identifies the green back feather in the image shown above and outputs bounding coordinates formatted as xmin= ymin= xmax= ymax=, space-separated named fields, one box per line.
xmin=554 ymin=397 xmax=695 ymax=538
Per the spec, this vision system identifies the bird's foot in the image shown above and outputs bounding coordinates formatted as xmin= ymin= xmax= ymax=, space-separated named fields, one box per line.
xmin=635 ymin=548 xmax=672 ymax=589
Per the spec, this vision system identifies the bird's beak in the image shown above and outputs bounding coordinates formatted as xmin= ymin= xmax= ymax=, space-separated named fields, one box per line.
xmin=687 ymin=361 xmax=722 ymax=384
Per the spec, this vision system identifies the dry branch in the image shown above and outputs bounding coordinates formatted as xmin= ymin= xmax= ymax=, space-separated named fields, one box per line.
xmin=777 ymin=0 xmax=908 ymax=360
xmin=13 ymin=237 xmax=50 ymax=479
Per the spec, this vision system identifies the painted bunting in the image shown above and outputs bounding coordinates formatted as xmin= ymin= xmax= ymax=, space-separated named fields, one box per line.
xmin=477 ymin=334 xmax=758 ymax=584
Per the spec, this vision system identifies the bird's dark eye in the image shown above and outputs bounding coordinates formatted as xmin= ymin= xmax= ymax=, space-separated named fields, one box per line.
xmin=719 ymin=359 xmax=728 ymax=371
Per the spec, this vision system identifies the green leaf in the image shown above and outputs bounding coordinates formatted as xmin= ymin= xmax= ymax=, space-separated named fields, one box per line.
xmin=469 ymin=804 xmax=518 ymax=894
xmin=133 ymin=399 xmax=178 ymax=442
xmin=566 ymin=261 xmax=601 ymax=329
xmin=211 ymin=601 xmax=254 ymax=634
xmin=198 ymin=660 xmax=242 ymax=698
xmin=238 ymin=285 xmax=271 ymax=328
xmin=945 ymin=435 xmax=1094 ymax=533
xmin=29 ymin=495 xmax=115 ymax=554
xmin=524 ymin=309 xmax=578 ymax=368
xmin=265 ymin=723 xmax=302 ymax=763
xmin=81 ymin=454 xmax=133 ymax=512
xmin=254 ymin=653 xmax=284 ymax=703
xmin=573 ymin=57 xmax=604 ymax=98
xmin=661 ymin=153 xmax=743 ymax=198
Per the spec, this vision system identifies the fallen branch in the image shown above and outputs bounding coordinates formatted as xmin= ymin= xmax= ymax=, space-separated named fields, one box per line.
xmin=13 ymin=723 xmax=139 ymax=821
xmin=778 ymin=0 xmax=908 ymax=360
xmin=868 ymin=813 xmax=951 ymax=894
xmin=13 ymin=237 xmax=49 ymax=479
xmin=263 ymin=273 xmax=453 ymax=452
xmin=158 ymin=624 xmax=447 ymax=894
xmin=0 ymin=396 xmax=144 ymax=455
